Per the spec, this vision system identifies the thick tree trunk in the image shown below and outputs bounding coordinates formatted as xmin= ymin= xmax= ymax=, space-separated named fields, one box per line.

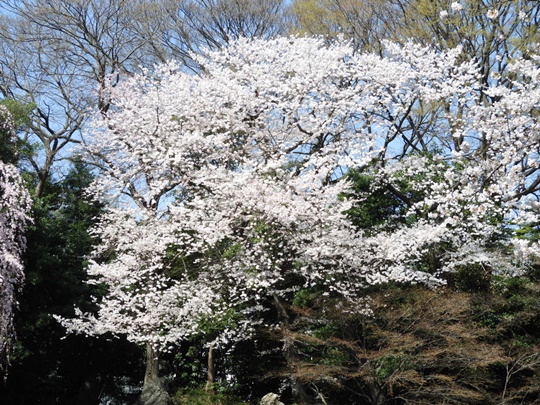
xmin=138 ymin=343 xmax=172 ymax=405
xmin=205 ymin=344 xmax=215 ymax=392
xmin=33 ymin=147 xmax=55 ymax=198
xmin=273 ymin=294 xmax=309 ymax=404
xmin=35 ymin=170 xmax=48 ymax=198
xmin=144 ymin=343 xmax=160 ymax=386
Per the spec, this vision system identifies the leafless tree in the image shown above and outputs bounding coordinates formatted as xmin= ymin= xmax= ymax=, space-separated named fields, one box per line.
xmin=0 ymin=0 xmax=290 ymax=197
xmin=134 ymin=0 xmax=292 ymax=72
xmin=0 ymin=0 xmax=156 ymax=196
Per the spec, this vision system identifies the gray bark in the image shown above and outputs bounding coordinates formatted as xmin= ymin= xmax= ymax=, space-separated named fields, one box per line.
xmin=205 ymin=344 xmax=215 ymax=392
xmin=138 ymin=343 xmax=172 ymax=405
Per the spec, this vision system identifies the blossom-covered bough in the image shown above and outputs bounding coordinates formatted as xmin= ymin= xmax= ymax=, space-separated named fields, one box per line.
xmin=59 ymin=36 xmax=540 ymax=390
xmin=0 ymin=106 xmax=31 ymax=375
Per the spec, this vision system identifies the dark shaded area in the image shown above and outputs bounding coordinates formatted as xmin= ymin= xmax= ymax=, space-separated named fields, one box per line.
xmin=0 ymin=161 xmax=144 ymax=404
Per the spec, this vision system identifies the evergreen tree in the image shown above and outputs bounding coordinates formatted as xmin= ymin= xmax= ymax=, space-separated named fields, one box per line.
xmin=0 ymin=160 xmax=143 ymax=404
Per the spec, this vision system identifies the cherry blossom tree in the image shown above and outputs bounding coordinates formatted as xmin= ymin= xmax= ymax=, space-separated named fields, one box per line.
xmin=59 ymin=36 xmax=540 ymax=397
xmin=0 ymin=106 xmax=31 ymax=375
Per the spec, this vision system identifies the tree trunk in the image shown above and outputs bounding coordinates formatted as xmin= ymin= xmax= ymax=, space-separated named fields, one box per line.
xmin=205 ymin=344 xmax=215 ymax=392
xmin=144 ymin=343 xmax=160 ymax=386
xmin=273 ymin=294 xmax=309 ymax=404
xmin=35 ymin=170 xmax=48 ymax=198
xmin=138 ymin=343 xmax=172 ymax=405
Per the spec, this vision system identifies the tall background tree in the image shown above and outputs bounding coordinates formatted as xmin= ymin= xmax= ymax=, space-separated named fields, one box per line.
xmin=127 ymin=0 xmax=292 ymax=72
xmin=291 ymin=0 xmax=540 ymax=81
xmin=0 ymin=0 xmax=292 ymax=198
xmin=291 ymin=0 xmax=399 ymax=53
xmin=0 ymin=0 xmax=156 ymax=197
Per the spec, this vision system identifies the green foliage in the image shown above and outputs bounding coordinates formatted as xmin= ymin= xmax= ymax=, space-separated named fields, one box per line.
xmin=292 ymin=287 xmax=322 ymax=307
xmin=342 ymin=170 xmax=406 ymax=233
xmin=343 ymin=152 xmax=448 ymax=234
xmin=0 ymin=99 xmax=34 ymax=164
xmin=0 ymin=99 xmax=34 ymax=127
xmin=472 ymin=275 xmax=540 ymax=341
xmin=198 ymin=308 xmax=242 ymax=337
xmin=173 ymin=387 xmax=248 ymax=405
xmin=175 ymin=345 xmax=206 ymax=388
xmin=515 ymin=223 xmax=540 ymax=242
xmin=453 ymin=263 xmax=492 ymax=292
xmin=375 ymin=353 xmax=410 ymax=380
xmin=0 ymin=160 xmax=144 ymax=404
xmin=223 ymin=242 xmax=242 ymax=259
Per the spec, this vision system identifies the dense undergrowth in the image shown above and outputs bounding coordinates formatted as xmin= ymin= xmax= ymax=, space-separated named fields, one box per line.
xmin=258 ymin=273 xmax=540 ymax=404
xmin=167 ymin=269 xmax=540 ymax=405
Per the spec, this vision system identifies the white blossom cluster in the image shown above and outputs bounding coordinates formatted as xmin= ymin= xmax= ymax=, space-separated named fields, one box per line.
xmin=0 ymin=157 xmax=31 ymax=368
xmin=0 ymin=105 xmax=15 ymax=133
xmin=59 ymin=36 xmax=540 ymax=351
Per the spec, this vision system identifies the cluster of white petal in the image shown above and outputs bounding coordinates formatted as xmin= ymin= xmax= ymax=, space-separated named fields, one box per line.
xmin=0 ymin=159 xmax=31 ymax=366
xmin=0 ymin=106 xmax=15 ymax=133
xmin=59 ymin=36 xmax=540 ymax=351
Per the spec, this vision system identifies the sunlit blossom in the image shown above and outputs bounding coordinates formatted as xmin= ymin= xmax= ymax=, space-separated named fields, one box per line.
xmin=57 ymin=36 xmax=540 ymax=354
xmin=486 ymin=9 xmax=499 ymax=19
xmin=450 ymin=2 xmax=463 ymax=12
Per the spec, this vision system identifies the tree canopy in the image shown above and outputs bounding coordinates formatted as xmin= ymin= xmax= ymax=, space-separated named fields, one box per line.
xmin=55 ymin=33 xmax=540 ymax=402
xmin=2 ymin=1 xmax=540 ymax=404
